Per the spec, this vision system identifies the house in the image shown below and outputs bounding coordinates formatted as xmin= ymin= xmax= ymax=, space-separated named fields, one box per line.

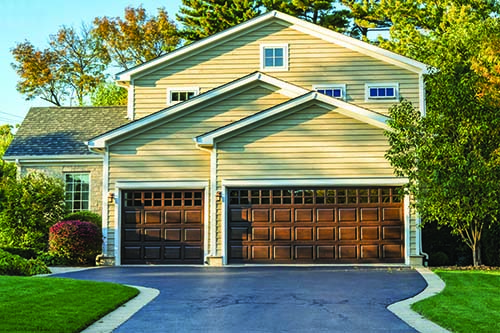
xmin=4 ymin=11 xmax=429 ymax=266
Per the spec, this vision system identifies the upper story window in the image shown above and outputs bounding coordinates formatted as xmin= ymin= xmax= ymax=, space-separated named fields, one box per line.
xmin=167 ymin=87 xmax=199 ymax=105
xmin=365 ymin=83 xmax=399 ymax=101
xmin=314 ymin=84 xmax=346 ymax=100
xmin=65 ymin=173 xmax=90 ymax=212
xmin=260 ymin=44 xmax=288 ymax=71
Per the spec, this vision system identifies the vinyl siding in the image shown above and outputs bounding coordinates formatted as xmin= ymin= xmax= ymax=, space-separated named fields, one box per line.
xmin=214 ymin=101 xmax=416 ymax=255
xmin=106 ymin=84 xmax=291 ymax=254
xmin=133 ymin=21 xmax=420 ymax=119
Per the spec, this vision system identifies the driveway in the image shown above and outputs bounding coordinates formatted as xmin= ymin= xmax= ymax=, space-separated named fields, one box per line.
xmin=54 ymin=266 xmax=426 ymax=333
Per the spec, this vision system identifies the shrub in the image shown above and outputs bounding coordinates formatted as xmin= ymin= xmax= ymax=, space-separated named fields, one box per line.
xmin=0 ymin=247 xmax=37 ymax=259
xmin=49 ymin=221 xmax=102 ymax=265
xmin=63 ymin=211 xmax=102 ymax=229
xmin=0 ymin=249 xmax=50 ymax=276
xmin=429 ymin=251 xmax=450 ymax=267
xmin=37 ymin=252 xmax=74 ymax=267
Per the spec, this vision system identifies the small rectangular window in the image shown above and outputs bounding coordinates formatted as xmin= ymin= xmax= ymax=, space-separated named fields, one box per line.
xmin=65 ymin=173 xmax=90 ymax=212
xmin=366 ymin=83 xmax=398 ymax=101
xmin=314 ymin=84 xmax=346 ymax=100
xmin=167 ymin=87 xmax=199 ymax=105
xmin=260 ymin=44 xmax=288 ymax=71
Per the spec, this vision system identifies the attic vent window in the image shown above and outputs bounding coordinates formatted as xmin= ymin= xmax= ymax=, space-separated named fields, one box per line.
xmin=314 ymin=84 xmax=346 ymax=100
xmin=167 ymin=87 xmax=199 ymax=105
xmin=260 ymin=44 xmax=288 ymax=71
xmin=366 ymin=83 xmax=399 ymax=101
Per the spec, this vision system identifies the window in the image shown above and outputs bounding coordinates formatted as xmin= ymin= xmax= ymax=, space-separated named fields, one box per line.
xmin=260 ymin=44 xmax=288 ymax=71
xmin=314 ymin=84 xmax=346 ymax=100
xmin=65 ymin=173 xmax=90 ymax=212
xmin=167 ymin=87 xmax=199 ymax=105
xmin=366 ymin=83 xmax=399 ymax=101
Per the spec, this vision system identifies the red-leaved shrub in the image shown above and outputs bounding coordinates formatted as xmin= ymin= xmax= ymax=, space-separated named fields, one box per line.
xmin=49 ymin=221 xmax=102 ymax=265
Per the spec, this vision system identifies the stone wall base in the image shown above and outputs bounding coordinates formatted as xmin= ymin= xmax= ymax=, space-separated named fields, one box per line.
xmin=206 ymin=256 xmax=224 ymax=266
xmin=96 ymin=254 xmax=115 ymax=266
xmin=410 ymin=255 xmax=426 ymax=267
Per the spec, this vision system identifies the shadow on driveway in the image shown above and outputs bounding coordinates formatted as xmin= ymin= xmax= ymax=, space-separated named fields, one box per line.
xmin=54 ymin=266 xmax=426 ymax=333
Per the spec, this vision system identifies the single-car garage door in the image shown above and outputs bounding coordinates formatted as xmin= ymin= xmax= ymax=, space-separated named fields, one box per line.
xmin=227 ymin=187 xmax=404 ymax=264
xmin=121 ymin=190 xmax=204 ymax=264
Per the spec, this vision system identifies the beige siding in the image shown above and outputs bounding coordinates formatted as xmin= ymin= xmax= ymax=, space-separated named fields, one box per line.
xmin=133 ymin=21 xmax=420 ymax=118
xmin=214 ymin=102 xmax=398 ymax=253
xmin=106 ymin=84 xmax=291 ymax=254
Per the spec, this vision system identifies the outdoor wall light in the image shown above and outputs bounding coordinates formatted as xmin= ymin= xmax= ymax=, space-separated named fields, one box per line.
xmin=108 ymin=192 xmax=115 ymax=204
xmin=216 ymin=191 xmax=222 ymax=201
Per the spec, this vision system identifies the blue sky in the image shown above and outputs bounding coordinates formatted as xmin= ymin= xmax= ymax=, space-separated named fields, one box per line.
xmin=0 ymin=0 xmax=182 ymax=127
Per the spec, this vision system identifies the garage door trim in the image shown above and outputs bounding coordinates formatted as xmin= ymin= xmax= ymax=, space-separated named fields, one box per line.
xmin=115 ymin=180 xmax=209 ymax=265
xmin=221 ymin=178 xmax=409 ymax=265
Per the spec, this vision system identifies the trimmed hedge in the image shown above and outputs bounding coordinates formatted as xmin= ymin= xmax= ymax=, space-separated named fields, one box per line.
xmin=0 ymin=247 xmax=37 ymax=260
xmin=0 ymin=249 xmax=50 ymax=276
xmin=63 ymin=211 xmax=102 ymax=229
xmin=49 ymin=221 xmax=102 ymax=265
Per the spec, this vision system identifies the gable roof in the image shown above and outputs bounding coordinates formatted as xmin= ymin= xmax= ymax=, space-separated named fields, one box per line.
xmin=195 ymin=91 xmax=390 ymax=147
xmin=116 ymin=10 xmax=429 ymax=82
xmin=87 ymin=72 xmax=309 ymax=149
xmin=3 ymin=106 xmax=129 ymax=160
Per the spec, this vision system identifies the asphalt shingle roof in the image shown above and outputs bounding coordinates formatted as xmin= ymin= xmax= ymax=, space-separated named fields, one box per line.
xmin=4 ymin=106 xmax=129 ymax=157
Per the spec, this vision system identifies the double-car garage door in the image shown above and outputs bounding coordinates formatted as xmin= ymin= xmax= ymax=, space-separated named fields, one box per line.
xmin=121 ymin=186 xmax=404 ymax=264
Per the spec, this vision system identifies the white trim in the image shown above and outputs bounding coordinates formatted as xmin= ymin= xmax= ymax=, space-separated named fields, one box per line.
xmin=203 ymin=186 xmax=210 ymax=264
xmin=115 ymin=10 xmax=429 ymax=81
xmin=101 ymin=148 xmax=109 ymax=256
xmin=365 ymin=82 xmax=399 ymax=102
xmin=210 ymin=146 xmax=218 ymax=257
xmin=196 ymin=91 xmax=390 ymax=146
xmin=313 ymin=84 xmax=346 ymax=100
xmin=404 ymin=194 xmax=411 ymax=265
xmin=221 ymin=184 xmax=228 ymax=265
xmin=222 ymin=178 xmax=408 ymax=188
xmin=113 ymin=180 xmax=210 ymax=266
xmin=3 ymin=155 xmax=102 ymax=162
xmin=167 ymin=86 xmax=200 ymax=106
xmin=127 ymin=80 xmax=134 ymax=120
xmin=88 ymin=72 xmax=308 ymax=148
xmin=419 ymin=73 xmax=426 ymax=116
xmin=260 ymin=43 xmax=289 ymax=72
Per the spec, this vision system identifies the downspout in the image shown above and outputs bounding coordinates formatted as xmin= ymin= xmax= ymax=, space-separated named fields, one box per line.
xmin=417 ymin=216 xmax=429 ymax=266
xmin=14 ymin=158 xmax=22 ymax=179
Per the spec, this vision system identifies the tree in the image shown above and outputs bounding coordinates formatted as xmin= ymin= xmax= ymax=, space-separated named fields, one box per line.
xmin=0 ymin=172 xmax=66 ymax=251
xmin=177 ymin=0 xmax=262 ymax=41
xmin=93 ymin=6 xmax=181 ymax=69
xmin=0 ymin=125 xmax=14 ymax=158
xmin=91 ymin=82 xmax=127 ymax=106
xmin=384 ymin=8 xmax=500 ymax=266
xmin=340 ymin=0 xmax=390 ymax=38
xmin=11 ymin=25 xmax=109 ymax=106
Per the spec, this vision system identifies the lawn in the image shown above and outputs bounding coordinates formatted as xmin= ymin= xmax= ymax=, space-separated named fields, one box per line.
xmin=412 ymin=269 xmax=500 ymax=333
xmin=0 ymin=276 xmax=139 ymax=333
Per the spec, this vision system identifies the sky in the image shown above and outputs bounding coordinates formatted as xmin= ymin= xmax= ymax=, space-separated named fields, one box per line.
xmin=0 ymin=0 xmax=182 ymax=127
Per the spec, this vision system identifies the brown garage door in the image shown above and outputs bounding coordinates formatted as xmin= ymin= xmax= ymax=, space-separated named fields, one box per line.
xmin=227 ymin=187 xmax=404 ymax=264
xmin=121 ymin=190 xmax=204 ymax=264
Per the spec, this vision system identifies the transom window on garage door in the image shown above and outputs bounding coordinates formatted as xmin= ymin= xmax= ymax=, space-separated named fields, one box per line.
xmin=124 ymin=190 xmax=203 ymax=207
xmin=229 ymin=187 xmax=401 ymax=205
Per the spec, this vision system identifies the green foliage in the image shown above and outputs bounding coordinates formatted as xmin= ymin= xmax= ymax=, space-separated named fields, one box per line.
xmin=0 ymin=249 xmax=50 ymax=276
xmin=0 ymin=247 xmax=37 ymax=260
xmin=90 ymin=82 xmax=127 ymax=106
xmin=49 ymin=221 xmax=102 ymax=265
xmin=37 ymin=251 xmax=74 ymax=266
xmin=0 ymin=172 xmax=66 ymax=251
xmin=0 ymin=124 xmax=14 ymax=158
xmin=63 ymin=210 xmax=102 ymax=229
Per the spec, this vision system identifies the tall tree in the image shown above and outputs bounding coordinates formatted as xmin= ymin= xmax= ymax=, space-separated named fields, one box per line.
xmin=177 ymin=0 xmax=262 ymax=41
xmin=93 ymin=6 xmax=180 ymax=70
xmin=340 ymin=0 xmax=390 ymax=38
xmin=0 ymin=125 xmax=14 ymax=158
xmin=11 ymin=25 xmax=109 ymax=106
xmin=383 ymin=4 xmax=500 ymax=266
xmin=91 ymin=82 xmax=127 ymax=106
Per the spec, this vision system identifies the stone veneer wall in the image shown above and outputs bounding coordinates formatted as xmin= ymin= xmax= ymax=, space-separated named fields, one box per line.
xmin=22 ymin=162 xmax=103 ymax=215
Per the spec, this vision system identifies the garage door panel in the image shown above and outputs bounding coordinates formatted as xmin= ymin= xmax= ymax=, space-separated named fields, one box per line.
xmin=121 ymin=190 xmax=204 ymax=264
xmin=227 ymin=187 xmax=403 ymax=264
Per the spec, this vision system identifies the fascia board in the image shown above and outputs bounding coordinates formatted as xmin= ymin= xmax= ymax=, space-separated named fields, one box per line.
xmin=4 ymin=155 xmax=103 ymax=163
xmin=196 ymin=92 xmax=390 ymax=146
xmin=88 ymin=72 xmax=307 ymax=148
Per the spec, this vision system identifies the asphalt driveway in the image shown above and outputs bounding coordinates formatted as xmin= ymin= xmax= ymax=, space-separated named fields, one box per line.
xmin=54 ymin=266 xmax=426 ymax=333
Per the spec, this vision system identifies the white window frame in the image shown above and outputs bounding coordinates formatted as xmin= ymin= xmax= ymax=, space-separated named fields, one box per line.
xmin=167 ymin=87 xmax=200 ymax=106
xmin=313 ymin=84 xmax=346 ymax=100
xmin=260 ymin=44 xmax=289 ymax=72
xmin=64 ymin=172 xmax=91 ymax=212
xmin=365 ymin=83 xmax=399 ymax=102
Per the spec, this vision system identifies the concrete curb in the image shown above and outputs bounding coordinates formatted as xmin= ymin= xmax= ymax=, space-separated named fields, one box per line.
xmin=81 ymin=285 xmax=160 ymax=333
xmin=388 ymin=267 xmax=451 ymax=333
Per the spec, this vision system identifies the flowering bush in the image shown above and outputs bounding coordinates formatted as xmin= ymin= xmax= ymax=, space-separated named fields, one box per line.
xmin=49 ymin=221 xmax=102 ymax=265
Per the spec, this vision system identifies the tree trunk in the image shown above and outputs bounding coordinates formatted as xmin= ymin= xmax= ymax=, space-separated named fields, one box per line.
xmin=472 ymin=241 xmax=482 ymax=267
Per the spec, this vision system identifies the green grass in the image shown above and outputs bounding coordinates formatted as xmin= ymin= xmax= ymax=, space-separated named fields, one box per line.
xmin=0 ymin=276 xmax=139 ymax=333
xmin=412 ymin=269 xmax=500 ymax=333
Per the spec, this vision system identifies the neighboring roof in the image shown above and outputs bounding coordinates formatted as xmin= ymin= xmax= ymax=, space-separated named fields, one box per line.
xmin=116 ymin=10 xmax=429 ymax=82
xmin=195 ymin=91 xmax=390 ymax=147
xmin=87 ymin=72 xmax=309 ymax=149
xmin=3 ymin=106 xmax=129 ymax=159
